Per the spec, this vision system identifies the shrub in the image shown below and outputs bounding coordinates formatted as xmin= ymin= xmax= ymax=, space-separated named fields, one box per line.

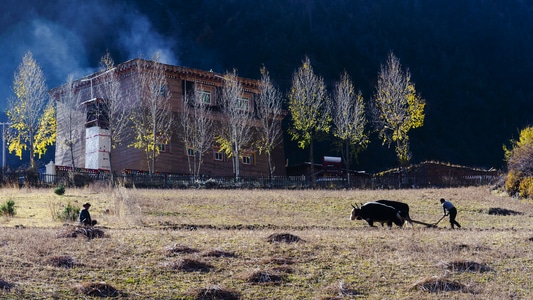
xmin=505 ymin=171 xmax=533 ymax=199
xmin=54 ymin=185 xmax=65 ymax=195
xmin=0 ymin=199 xmax=15 ymax=217
xmin=504 ymin=126 xmax=533 ymax=197
xmin=505 ymin=171 xmax=521 ymax=197
xmin=58 ymin=202 xmax=80 ymax=222
xmin=518 ymin=176 xmax=533 ymax=198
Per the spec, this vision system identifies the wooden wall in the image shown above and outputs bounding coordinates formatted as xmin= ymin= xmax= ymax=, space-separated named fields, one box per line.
xmin=53 ymin=59 xmax=287 ymax=177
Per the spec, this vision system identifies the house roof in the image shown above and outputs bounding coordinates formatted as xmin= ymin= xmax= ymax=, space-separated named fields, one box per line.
xmin=50 ymin=58 xmax=262 ymax=98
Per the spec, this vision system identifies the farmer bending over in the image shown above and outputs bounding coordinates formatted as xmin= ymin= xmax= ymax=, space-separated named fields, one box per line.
xmin=440 ymin=198 xmax=461 ymax=229
xmin=79 ymin=202 xmax=97 ymax=226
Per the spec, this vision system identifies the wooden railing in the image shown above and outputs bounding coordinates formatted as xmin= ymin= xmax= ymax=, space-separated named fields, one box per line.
xmin=2 ymin=170 xmax=499 ymax=190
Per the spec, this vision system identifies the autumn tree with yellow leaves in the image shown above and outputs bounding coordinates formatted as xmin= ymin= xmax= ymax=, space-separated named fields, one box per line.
xmin=6 ymin=51 xmax=56 ymax=169
xmin=503 ymin=126 xmax=533 ymax=198
xmin=372 ymin=52 xmax=425 ymax=168
xmin=288 ymin=56 xmax=331 ymax=185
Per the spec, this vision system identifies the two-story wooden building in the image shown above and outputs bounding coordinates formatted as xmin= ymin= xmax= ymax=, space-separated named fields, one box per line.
xmin=49 ymin=58 xmax=286 ymax=177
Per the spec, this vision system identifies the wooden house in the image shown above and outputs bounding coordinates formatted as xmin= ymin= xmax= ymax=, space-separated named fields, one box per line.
xmin=49 ymin=58 xmax=286 ymax=177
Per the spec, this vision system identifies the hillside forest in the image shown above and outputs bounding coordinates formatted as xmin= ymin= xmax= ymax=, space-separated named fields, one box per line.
xmin=153 ymin=0 xmax=533 ymax=172
xmin=4 ymin=0 xmax=533 ymax=173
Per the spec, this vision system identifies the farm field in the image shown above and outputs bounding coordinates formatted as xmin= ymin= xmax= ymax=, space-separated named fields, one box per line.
xmin=0 ymin=186 xmax=532 ymax=299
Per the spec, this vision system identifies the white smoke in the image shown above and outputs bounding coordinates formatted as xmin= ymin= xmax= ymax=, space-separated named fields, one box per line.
xmin=0 ymin=0 xmax=180 ymax=113
xmin=118 ymin=14 xmax=178 ymax=65
xmin=0 ymin=18 xmax=89 ymax=112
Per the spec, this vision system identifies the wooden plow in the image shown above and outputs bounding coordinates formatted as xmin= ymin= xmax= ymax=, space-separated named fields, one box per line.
xmin=410 ymin=215 xmax=446 ymax=228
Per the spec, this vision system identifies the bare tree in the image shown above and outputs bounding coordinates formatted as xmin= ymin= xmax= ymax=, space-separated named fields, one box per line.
xmin=332 ymin=71 xmax=368 ymax=186
xmin=129 ymin=55 xmax=174 ymax=174
xmin=180 ymin=83 xmax=214 ymax=178
xmin=6 ymin=51 xmax=56 ymax=169
xmin=58 ymin=74 xmax=84 ymax=169
xmin=95 ymin=52 xmax=130 ymax=174
xmin=256 ymin=66 xmax=284 ymax=180
xmin=288 ymin=56 xmax=330 ymax=186
xmin=371 ymin=52 xmax=425 ymax=168
xmin=217 ymin=69 xmax=253 ymax=180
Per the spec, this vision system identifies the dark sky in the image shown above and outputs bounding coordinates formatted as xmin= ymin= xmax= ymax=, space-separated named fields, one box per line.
xmin=1 ymin=0 xmax=532 ymax=172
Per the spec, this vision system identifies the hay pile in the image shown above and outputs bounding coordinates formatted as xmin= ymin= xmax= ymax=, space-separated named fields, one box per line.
xmin=488 ymin=207 xmax=521 ymax=216
xmin=442 ymin=260 xmax=492 ymax=273
xmin=450 ymin=243 xmax=491 ymax=252
xmin=45 ymin=255 xmax=75 ymax=268
xmin=72 ymin=281 xmax=119 ymax=297
xmin=410 ymin=276 xmax=467 ymax=293
xmin=0 ymin=279 xmax=12 ymax=291
xmin=164 ymin=244 xmax=200 ymax=256
xmin=185 ymin=285 xmax=239 ymax=300
xmin=243 ymin=270 xmax=283 ymax=284
xmin=321 ymin=281 xmax=361 ymax=298
xmin=266 ymin=233 xmax=303 ymax=243
xmin=239 ymin=268 xmax=291 ymax=285
xmin=167 ymin=258 xmax=213 ymax=272
xmin=201 ymin=249 xmax=237 ymax=258
xmin=57 ymin=226 xmax=105 ymax=239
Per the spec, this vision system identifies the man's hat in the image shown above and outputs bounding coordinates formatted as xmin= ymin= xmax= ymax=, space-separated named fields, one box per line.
xmin=82 ymin=202 xmax=91 ymax=208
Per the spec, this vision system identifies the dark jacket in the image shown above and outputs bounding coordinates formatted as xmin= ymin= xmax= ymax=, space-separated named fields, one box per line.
xmin=79 ymin=208 xmax=92 ymax=225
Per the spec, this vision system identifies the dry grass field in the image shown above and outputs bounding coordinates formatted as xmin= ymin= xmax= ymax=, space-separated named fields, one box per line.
xmin=0 ymin=185 xmax=532 ymax=299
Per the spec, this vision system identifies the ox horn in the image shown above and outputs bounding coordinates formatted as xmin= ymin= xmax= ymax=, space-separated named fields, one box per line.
xmin=352 ymin=203 xmax=359 ymax=209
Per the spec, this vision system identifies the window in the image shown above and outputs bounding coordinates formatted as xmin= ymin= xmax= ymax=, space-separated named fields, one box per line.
xmin=152 ymin=83 xmax=168 ymax=97
xmin=158 ymin=142 xmax=169 ymax=153
xmin=242 ymin=155 xmax=251 ymax=165
xmin=198 ymin=90 xmax=211 ymax=105
xmin=85 ymin=98 xmax=109 ymax=129
xmin=237 ymin=97 xmax=249 ymax=111
xmin=157 ymin=136 xmax=170 ymax=153
xmin=187 ymin=148 xmax=200 ymax=157
xmin=214 ymin=151 xmax=224 ymax=161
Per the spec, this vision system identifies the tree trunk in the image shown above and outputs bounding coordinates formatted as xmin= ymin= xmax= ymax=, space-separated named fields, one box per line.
xmin=235 ymin=149 xmax=240 ymax=180
xmin=310 ymin=136 xmax=315 ymax=188
xmin=344 ymin=141 xmax=350 ymax=189
xmin=267 ymin=152 xmax=273 ymax=184
xmin=70 ymin=145 xmax=76 ymax=169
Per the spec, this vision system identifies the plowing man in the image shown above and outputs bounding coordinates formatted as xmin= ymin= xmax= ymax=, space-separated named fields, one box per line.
xmin=440 ymin=198 xmax=461 ymax=229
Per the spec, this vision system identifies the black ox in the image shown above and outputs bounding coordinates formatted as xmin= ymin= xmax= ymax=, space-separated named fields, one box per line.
xmin=350 ymin=202 xmax=404 ymax=228
xmin=375 ymin=200 xmax=412 ymax=226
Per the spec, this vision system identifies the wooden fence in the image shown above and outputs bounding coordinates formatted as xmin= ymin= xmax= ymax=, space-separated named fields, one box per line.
xmin=2 ymin=170 xmax=499 ymax=190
